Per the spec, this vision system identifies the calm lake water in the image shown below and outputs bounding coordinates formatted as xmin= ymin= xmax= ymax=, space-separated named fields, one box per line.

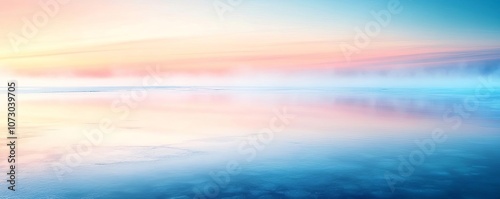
xmin=2 ymin=87 xmax=499 ymax=198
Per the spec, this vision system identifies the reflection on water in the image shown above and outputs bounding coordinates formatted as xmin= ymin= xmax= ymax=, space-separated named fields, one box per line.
xmin=1 ymin=87 xmax=499 ymax=198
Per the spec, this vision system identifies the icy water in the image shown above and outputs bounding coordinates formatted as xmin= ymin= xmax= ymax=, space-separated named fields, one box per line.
xmin=1 ymin=87 xmax=499 ymax=199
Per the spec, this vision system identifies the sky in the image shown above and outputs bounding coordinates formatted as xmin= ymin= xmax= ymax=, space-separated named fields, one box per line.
xmin=0 ymin=0 xmax=499 ymax=87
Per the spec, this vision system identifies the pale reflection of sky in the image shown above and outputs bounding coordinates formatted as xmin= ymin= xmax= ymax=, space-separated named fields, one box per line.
xmin=1 ymin=87 xmax=499 ymax=198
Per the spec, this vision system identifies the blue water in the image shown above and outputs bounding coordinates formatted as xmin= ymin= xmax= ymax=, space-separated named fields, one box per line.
xmin=2 ymin=87 xmax=500 ymax=199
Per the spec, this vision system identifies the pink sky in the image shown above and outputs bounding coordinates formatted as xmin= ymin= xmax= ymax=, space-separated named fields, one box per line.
xmin=1 ymin=0 xmax=499 ymax=86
